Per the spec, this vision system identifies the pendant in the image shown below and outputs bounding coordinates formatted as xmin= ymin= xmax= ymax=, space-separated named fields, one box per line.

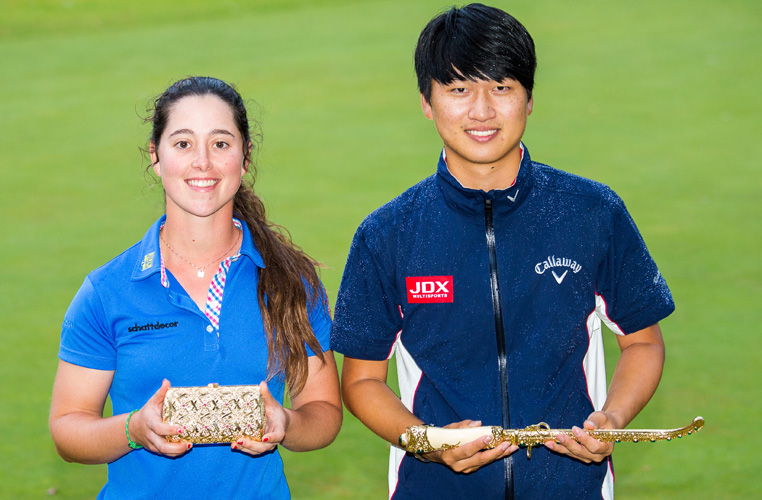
xmin=197 ymin=269 xmax=205 ymax=278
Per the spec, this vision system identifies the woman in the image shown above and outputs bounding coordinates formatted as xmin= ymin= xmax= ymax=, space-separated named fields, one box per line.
xmin=49 ymin=76 xmax=342 ymax=499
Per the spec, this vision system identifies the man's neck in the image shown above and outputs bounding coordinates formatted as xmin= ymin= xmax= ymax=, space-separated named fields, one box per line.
xmin=443 ymin=146 xmax=522 ymax=191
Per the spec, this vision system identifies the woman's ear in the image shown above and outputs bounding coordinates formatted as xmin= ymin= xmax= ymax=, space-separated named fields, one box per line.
xmin=243 ymin=141 xmax=252 ymax=173
xmin=150 ymin=142 xmax=161 ymax=176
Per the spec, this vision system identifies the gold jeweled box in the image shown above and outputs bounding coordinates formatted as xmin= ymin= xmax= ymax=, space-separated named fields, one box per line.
xmin=162 ymin=383 xmax=265 ymax=444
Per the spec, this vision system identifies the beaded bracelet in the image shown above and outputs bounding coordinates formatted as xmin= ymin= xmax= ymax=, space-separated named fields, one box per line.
xmin=125 ymin=409 xmax=143 ymax=450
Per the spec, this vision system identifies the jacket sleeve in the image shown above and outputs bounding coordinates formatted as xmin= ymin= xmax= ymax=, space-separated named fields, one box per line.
xmin=594 ymin=192 xmax=675 ymax=335
xmin=330 ymin=222 xmax=402 ymax=360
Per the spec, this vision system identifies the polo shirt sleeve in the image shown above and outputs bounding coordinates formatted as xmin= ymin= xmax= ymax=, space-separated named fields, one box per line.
xmin=306 ymin=280 xmax=332 ymax=355
xmin=594 ymin=192 xmax=675 ymax=334
xmin=58 ymin=276 xmax=117 ymax=370
xmin=331 ymin=222 xmax=402 ymax=360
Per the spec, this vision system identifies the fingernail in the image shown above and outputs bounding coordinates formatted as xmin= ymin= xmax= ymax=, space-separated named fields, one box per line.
xmin=232 ymin=444 xmax=237 ymax=450
xmin=187 ymin=443 xmax=192 ymax=450
xmin=237 ymin=439 xmax=244 ymax=445
xmin=573 ymin=427 xmax=582 ymax=437
xmin=263 ymin=437 xmax=269 ymax=443
xmin=177 ymin=428 xmax=183 ymax=434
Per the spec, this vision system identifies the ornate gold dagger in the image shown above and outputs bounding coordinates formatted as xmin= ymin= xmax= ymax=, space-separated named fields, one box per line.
xmin=399 ymin=416 xmax=704 ymax=458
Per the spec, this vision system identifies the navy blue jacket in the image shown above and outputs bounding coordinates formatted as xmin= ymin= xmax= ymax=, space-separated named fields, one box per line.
xmin=331 ymin=146 xmax=674 ymax=499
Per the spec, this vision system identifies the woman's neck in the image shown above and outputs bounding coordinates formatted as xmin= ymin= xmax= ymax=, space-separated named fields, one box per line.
xmin=161 ymin=205 xmax=240 ymax=261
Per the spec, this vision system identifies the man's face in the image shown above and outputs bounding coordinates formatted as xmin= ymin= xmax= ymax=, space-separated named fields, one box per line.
xmin=421 ymin=77 xmax=532 ymax=184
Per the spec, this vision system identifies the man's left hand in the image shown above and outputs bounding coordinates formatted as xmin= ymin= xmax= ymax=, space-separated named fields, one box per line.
xmin=544 ymin=411 xmax=618 ymax=464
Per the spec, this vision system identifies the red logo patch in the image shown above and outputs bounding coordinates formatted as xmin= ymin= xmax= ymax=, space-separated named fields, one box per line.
xmin=406 ymin=276 xmax=453 ymax=303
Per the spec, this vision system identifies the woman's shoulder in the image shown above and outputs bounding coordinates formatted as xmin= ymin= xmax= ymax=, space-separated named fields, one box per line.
xmin=85 ymin=218 xmax=164 ymax=288
xmin=85 ymin=239 xmax=147 ymax=288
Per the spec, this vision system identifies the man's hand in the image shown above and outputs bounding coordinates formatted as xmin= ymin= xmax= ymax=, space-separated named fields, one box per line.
xmin=544 ymin=411 xmax=617 ymax=464
xmin=546 ymin=324 xmax=666 ymax=464
xmin=421 ymin=420 xmax=518 ymax=474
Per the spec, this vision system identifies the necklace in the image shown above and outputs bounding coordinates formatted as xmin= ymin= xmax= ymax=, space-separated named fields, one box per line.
xmin=160 ymin=229 xmax=241 ymax=278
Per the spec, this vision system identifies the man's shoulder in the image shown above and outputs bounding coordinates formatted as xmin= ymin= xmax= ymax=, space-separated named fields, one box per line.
xmin=531 ymin=161 xmax=624 ymax=208
xmin=357 ymin=174 xmax=438 ymax=232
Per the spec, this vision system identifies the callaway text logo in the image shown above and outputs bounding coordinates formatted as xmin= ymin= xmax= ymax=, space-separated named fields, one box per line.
xmin=535 ymin=255 xmax=582 ymax=284
xmin=406 ymin=276 xmax=453 ymax=303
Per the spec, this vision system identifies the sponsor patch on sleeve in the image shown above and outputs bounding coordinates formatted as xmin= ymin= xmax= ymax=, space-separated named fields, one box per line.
xmin=406 ymin=276 xmax=453 ymax=303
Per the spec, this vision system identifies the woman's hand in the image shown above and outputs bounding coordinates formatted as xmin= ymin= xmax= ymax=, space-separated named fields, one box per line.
xmin=50 ymin=362 xmax=189 ymax=464
xmin=233 ymin=352 xmax=342 ymax=455
xmin=128 ymin=379 xmax=192 ymax=457
xmin=233 ymin=381 xmax=285 ymax=456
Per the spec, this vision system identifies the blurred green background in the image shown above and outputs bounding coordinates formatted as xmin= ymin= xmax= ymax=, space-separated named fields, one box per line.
xmin=1 ymin=0 xmax=760 ymax=498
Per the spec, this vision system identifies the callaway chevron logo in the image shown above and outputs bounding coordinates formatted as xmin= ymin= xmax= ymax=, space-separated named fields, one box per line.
xmin=534 ymin=255 xmax=582 ymax=284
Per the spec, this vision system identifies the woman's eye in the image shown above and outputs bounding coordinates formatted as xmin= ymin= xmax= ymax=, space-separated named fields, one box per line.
xmin=176 ymin=140 xmax=190 ymax=149
xmin=214 ymin=141 xmax=229 ymax=149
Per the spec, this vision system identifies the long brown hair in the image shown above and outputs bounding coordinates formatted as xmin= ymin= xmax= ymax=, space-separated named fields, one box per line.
xmin=148 ymin=76 xmax=326 ymax=394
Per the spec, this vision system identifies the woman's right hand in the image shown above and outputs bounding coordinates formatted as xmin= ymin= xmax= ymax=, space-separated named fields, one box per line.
xmin=127 ymin=379 xmax=192 ymax=457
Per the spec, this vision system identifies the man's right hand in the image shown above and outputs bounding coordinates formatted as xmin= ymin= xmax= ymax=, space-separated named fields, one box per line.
xmin=420 ymin=420 xmax=518 ymax=474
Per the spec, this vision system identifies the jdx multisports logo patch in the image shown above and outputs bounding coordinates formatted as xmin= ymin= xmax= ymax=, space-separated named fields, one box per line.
xmin=534 ymin=255 xmax=582 ymax=284
xmin=406 ymin=276 xmax=453 ymax=303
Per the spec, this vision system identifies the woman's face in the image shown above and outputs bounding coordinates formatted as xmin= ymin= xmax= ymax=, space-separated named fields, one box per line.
xmin=151 ymin=94 xmax=248 ymax=222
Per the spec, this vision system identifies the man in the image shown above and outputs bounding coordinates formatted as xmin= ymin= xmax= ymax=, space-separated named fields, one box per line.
xmin=331 ymin=4 xmax=674 ymax=499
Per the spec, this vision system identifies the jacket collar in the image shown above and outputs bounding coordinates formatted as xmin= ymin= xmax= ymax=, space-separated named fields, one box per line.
xmin=435 ymin=143 xmax=534 ymax=217
xmin=130 ymin=215 xmax=265 ymax=282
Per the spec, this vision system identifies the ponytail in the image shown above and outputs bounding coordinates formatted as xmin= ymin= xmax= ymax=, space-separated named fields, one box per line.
xmin=234 ymin=180 xmax=326 ymax=395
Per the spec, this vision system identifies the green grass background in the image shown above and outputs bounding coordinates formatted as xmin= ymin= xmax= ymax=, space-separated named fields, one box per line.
xmin=1 ymin=0 xmax=760 ymax=498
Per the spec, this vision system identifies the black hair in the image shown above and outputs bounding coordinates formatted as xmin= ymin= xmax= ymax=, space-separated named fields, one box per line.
xmin=414 ymin=3 xmax=536 ymax=103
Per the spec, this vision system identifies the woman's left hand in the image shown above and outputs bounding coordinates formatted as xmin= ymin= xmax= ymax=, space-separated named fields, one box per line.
xmin=232 ymin=352 xmax=342 ymax=455
xmin=232 ymin=381 xmax=288 ymax=456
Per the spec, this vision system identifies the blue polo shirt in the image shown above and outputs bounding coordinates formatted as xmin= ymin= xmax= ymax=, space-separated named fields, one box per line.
xmin=59 ymin=215 xmax=331 ymax=500
xmin=331 ymin=145 xmax=674 ymax=500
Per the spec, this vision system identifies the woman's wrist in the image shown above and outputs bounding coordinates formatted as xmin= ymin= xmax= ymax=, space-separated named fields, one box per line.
xmin=125 ymin=409 xmax=143 ymax=449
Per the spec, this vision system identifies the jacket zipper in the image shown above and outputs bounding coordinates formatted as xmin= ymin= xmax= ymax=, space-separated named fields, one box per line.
xmin=484 ymin=199 xmax=514 ymax=500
